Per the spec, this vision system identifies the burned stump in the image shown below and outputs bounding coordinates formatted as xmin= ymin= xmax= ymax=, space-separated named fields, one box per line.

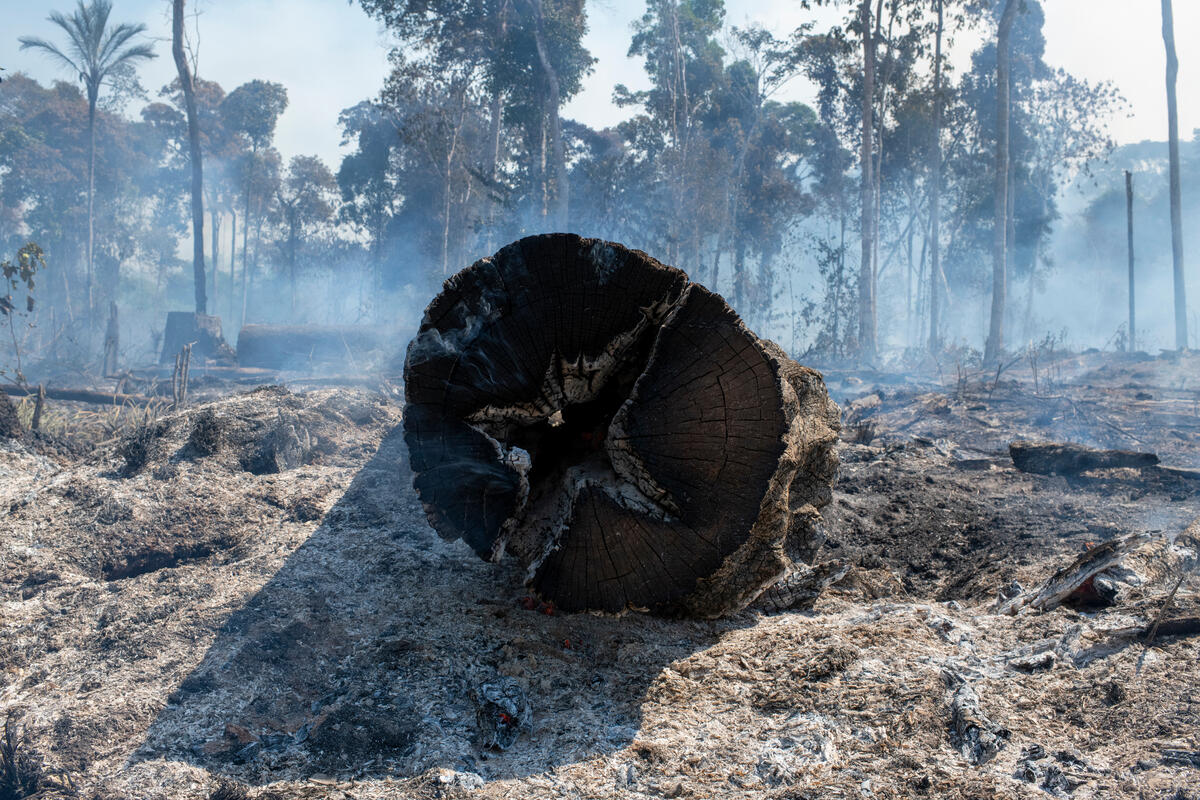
xmin=159 ymin=312 xmax=236 ymax=365
xmin=403 ymin=234 xmax=840 ymax=617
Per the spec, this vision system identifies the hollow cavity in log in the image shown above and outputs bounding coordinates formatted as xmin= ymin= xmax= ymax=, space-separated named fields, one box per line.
xmin=403 ymin=234 xmax=840 ymax=617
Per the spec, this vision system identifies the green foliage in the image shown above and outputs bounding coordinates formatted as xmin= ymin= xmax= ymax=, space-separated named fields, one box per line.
xmin=1 ymin=244 xmax=46 ymax=385
xmin=221 ymin=80 xmax=288 ymax=151
xmin=0 ymin=243 xmax=44 ymax=315
xmin=18 ymin=0 xmax=156 ymax=105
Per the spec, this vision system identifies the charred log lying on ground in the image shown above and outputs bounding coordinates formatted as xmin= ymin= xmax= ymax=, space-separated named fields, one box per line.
xmin=403 ymin=234 xmax=840 ymax=618
xmin=237 ymin=325 xmax=387 ymax=370
xmin=1009 ymin=441 xmax=1159 ymax=475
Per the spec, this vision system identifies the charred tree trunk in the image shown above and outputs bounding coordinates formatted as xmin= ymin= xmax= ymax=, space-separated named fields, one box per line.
xmin=1009 ymin=441 xmax=1159 ymax=476
xmin=985 ymin=0 xmax=1019 ymax=362
xmin=1162 ymin=0 xmax=1187 ymax=349
xmin=403 ymin=235 xmax=841 ymax=618
xmin=173 ymin=0 xmax=207 ymax=315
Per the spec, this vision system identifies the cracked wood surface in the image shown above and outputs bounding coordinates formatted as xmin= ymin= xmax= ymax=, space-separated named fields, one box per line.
xmin=403 ymin=234 xmax=840 ymax=617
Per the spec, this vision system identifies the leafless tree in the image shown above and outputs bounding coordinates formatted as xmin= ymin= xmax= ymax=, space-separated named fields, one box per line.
xmin=1162 ymin=0 xmax=1187 ymax=349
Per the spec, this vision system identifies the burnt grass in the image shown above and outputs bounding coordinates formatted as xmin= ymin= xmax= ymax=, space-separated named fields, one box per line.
xmin=1 ymin=353 xmax=1199 ymax=799
xmin=823 ymin=349 xmax=1200 ymax=605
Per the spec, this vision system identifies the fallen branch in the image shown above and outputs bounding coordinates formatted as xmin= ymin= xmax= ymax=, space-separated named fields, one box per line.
xmin=3 ymin=384 xmax=157 ymax=407
xmin=997 ymin=531 xmax=1154 ymax=615
xmin=943 ymin=669 xmax=1008 ymax=764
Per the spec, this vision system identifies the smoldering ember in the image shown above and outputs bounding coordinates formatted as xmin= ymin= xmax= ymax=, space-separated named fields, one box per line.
xmin=2 ymin=1 xmax=1200 ymax=799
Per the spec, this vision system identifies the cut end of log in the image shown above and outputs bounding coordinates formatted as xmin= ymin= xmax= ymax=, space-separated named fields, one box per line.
xmin=403 ymin=234 xmax=840 ymax=617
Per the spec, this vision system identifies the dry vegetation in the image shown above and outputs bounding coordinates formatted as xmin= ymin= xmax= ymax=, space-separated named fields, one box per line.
xmin=0 ymin=354 xmax=1198 ymax=799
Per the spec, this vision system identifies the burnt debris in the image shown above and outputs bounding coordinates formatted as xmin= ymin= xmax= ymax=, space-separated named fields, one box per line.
xmin=1009 ymin=441 xmax=1160 ymax=476
xmin=403 ymin=234 xmax=840 ymax=617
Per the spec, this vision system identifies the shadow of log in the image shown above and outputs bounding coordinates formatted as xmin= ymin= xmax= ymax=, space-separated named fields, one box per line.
xmin=133 ymin=424 xmax=744 ymax=785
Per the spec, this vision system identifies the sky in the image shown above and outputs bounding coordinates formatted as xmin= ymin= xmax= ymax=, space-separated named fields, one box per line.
xmin=1 ymin=0 xmax=1198 ymax=171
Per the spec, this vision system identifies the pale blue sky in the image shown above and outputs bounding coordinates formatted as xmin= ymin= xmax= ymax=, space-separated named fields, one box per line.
xmin=1 ymin=0 xmax=1197 ymax=170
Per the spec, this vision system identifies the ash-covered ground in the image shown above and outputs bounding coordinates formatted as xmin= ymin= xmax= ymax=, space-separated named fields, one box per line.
xmin=1 ymin=351 xmax=1199 ymax=799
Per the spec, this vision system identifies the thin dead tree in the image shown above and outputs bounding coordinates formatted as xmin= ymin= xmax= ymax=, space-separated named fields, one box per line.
xmin=984 ymin=0 xmax=1019 ymax=362
xmin=1161 ymin=0 xmax=1187 ymax=349
xmin=1126 ymin=170 xmax=1135 ymax=352
xmin=172 ymin=0 xmax=207 ymax=314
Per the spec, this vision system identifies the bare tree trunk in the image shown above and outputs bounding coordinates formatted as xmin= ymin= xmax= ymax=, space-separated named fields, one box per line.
xmin=1162 ymin=0 xmax=1187 ymax=349
xmin=928 ymin=0 xmax=944 ymax=353
xmin=102 ymin=301 xmax=118 ymax=376
xmin=1126 ymin=170 xmax=1136 ymax=351
xmin=1023 ymin=234 xmax=1039 ymax=341
xmin=985 ymin=0 xmax=1018 ymax=362
xmin=526 ymin=0 xmax=568 ymax=230
xmin=229 ymin=208 xmax=237 ymax=324
xmin=442 ymin=169 xmax=453 ymax=275
xmin=858 ymin=0 xmax=877 ymax=360
xmin=289 ymin=217 xmax=298 ymax=314
xmin=210 ymin=206 xmax=220 ymax=308
xmin=905 ymin=210 xmax=914 ymax=341
xmin=870 ymin=0 xmax=889 ymax=330
xmin=242 ymin=148 xmax=254 ymax=329
xmin=86 ymin=88 xmax=97 ymax=318
xmin=240 ymin=224 xmax=249 ymax=332
xmin=173 ymin=0 xmax=207 ymax=315
xmin=485 ymin=93 xmax=505 ymax=252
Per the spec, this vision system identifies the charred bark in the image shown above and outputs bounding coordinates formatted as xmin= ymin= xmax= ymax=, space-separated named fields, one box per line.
xmin=172 ymin=0 xmax=207 ymax=315
xmin=1009 ymin=441 xmax=1159 ymax=476
xmin=403 ymin=234 xmax=841 ymax=618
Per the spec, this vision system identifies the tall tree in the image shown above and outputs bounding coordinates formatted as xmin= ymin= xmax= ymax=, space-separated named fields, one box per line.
xmin=928 ymin=0 xmax=945 ymax=353
xmin=19 ymin=0 xmax=155 ymax=315
xmin=1162 ymin=0 xmax=1186 ymax=349
xmin=857 ymin=0 xmax=878 ymax=360
xmin=519 ymin=0 xmax=569 ymax=228
xmin=620 ymin=0 xmax=728 ymax=266
xmin=171 ymin=0 xmax=206 ymax=314
xmin=337 ymin=101 xmax=401 ymax=288
xmin=275 ymin=155 xmax=337 ymax=311
xmin=984 ymin=0 xmax=1018 ymax=362
xmin=221 ymin=80 xmax=287 ymax=322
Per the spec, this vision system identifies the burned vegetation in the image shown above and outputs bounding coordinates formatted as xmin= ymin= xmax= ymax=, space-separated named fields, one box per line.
xmin=403 ymin=234 xmax=840 ymax=617
xmin=2 ymin=261 xmax=1200 ymax=799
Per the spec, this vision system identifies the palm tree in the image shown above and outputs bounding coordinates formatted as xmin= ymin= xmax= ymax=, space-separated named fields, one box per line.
xmin=19 ymin=0 xmax=155 ymax=314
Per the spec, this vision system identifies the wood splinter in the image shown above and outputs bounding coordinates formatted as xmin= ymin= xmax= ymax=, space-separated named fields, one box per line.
xmin=403 ymin=234 xmax=841 ymax=617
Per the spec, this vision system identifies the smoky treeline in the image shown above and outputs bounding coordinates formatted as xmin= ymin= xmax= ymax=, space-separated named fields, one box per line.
xmin=0 ymin=0 xmax=1193 ymax=376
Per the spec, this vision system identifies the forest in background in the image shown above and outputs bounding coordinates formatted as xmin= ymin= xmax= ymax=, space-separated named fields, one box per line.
xmin=1 ymin=0 xmax=1197 ymax=377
